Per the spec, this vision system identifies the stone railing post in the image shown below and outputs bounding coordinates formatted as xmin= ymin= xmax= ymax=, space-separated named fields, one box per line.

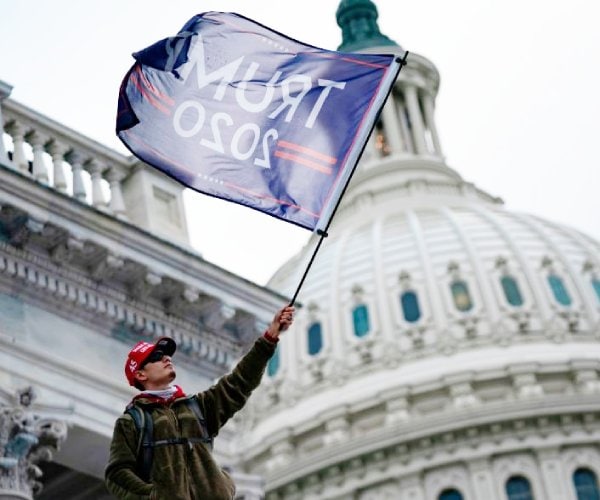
xmin=47 ymin=140 xmax=68 ymax=193
xmin=25 ymin=131 xmax=49 ymax=185
xmin=0 ymin=81 xmax=13 ymax=165
xmin=106 ymin=168 xmax=128 ymax=220
xmin=87 ymin=159 xmax=108 ymax=211
xmin=65 ymin=150 xmax=88 ymax=203
xmin=4 ymin=122 xmax=28 ymax=174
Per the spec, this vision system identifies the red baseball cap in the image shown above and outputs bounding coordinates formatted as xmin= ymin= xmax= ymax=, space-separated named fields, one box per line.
xmin=124 ymin=337 xmax=176 ymax=387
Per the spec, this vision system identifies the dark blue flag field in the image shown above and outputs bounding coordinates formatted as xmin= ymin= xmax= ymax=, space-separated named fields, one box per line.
xmin=117 ymin=12 xmax=402 ymax=231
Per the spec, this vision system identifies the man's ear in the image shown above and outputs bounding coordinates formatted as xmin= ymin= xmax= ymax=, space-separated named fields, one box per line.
xmin=134 ymin=371 xmax=148 ymax=384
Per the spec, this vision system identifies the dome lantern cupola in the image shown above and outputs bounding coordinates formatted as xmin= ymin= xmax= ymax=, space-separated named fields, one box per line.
xmin=336 ymin=0 xmax=399 ymax=52
xmin=335 ymin=0 xmax=447 ymax=192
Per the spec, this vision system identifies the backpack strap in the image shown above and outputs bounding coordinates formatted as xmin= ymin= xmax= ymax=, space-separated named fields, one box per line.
xmin=184 ymin=396 xmax=213 ymax=450
xmin=124 ymin=396 xmax=212 ymax=482
xmin=125 ymin=405 xmax=154 ymax=482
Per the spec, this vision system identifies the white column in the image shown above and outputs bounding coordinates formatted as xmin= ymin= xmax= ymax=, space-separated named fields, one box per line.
xmin=404 ymin=84 xmax=427 ymax=155
xmin=67 ymin=151 xmax=88 ymax=202
xmin=381 ymin=96 xmax=405 ymax=153
xmin=371 ymin=219 xmax=396 ymax=343
xmin=537 ymin=448 xmax=572 ymax=500
xmin=47 ymin=141 xmax=68 ymax=193
xmin=396 ymin=100 xmax=414 ymax=153
xmin=106 ymin=168 xmax=128 ymax=219
xmin=0 ymin=81 xmax=13 ymax=165
xmin=469 ymin=459 xmax=500 ymax=500
xmin=27 ymin=131 xmax=49 ymax=184
xmin=87 ymin=159 xmax=108 ymax=210
xmin=5 ymin=122 xmax=29 ymax=173
xmin=422 ymin=91 xmax=443 ymax=156
xmin=328 ymin=231 xmax=351 ymax=361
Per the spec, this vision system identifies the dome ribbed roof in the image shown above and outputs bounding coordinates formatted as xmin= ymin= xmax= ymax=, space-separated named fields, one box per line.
xmin=248 ymin=177 xmax=600 ymax=441
xmin=271 ymin=175 xmax=600 ymax=356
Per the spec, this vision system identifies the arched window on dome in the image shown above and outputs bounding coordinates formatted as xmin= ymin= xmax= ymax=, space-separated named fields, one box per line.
xmin=450 ymin=280 xmax=473 ymax=312
xmin=307 ymin=321 xmax=323 ymax=356
xmin=573 ymin=468 xmax=600 ymax=500
xmin=267 ymin=345 xmax=280 ymax=377
xmin=592 ymin=278 xmax=600 ymax=303
xmin=352 ymin=304 xmax=370 ymax=337
xmin=501 ymin=275 xmax=524 ymax=307
xmin=438 ymin=489 xmax=463 ymax=500
xmin=506 ymin=475 xmax=534 ymax=500
xmin=547 ymin=274 xmax=572 ymax=306
xmin=400 ymin=290 xmax=421 ymax=322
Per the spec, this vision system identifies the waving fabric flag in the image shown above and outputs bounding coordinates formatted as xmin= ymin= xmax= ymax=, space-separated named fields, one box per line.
xmin=117 ymin=12 xmax=402 ymax=231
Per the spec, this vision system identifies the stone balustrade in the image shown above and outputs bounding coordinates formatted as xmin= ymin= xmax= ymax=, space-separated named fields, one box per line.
xmin=0 ymin=90 xmax=132 ymax=221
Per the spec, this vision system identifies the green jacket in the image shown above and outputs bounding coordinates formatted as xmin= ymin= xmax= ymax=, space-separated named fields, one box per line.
xmin=105 ymin=336 xmax=276 ymax=500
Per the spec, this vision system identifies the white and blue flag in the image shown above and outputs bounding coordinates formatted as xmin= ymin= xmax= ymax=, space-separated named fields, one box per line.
xmin=117 ymin=12 xmax=401 ymax=231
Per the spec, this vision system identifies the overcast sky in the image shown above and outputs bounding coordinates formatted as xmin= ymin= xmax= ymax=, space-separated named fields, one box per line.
xmin=1 ymin=0 xmax=598 ymax=285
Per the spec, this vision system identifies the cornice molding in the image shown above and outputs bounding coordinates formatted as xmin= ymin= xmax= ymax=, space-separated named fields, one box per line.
xmin=0 ymin=236 xmax=241 ymax=375
xmin=242 ymin=358 xmax=600 ymax=477
xmin=263 ymin=400 xmax=600 ymax=495
xmin=0 ymin=163 xmax=287 ymax=310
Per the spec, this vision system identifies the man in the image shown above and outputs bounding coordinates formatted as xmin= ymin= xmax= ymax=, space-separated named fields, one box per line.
xmin=105 ymin=305 xmax=294 ymax=499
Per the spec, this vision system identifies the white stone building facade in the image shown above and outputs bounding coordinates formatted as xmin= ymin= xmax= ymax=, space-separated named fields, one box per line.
xmin=0 ymin=81 xmax=284 ymax=498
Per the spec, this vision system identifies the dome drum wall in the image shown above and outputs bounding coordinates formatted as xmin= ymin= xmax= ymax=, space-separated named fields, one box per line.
xmin=240 ymin=360 xmax=600 ymax=499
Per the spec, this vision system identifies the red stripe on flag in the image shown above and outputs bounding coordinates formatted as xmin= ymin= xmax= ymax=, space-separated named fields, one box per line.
xmin=135 ymin=66 xmax=175 ymax=105
xmin=122 ymin=130 xmax=321 ymax=219
xmin=130 ymin=73 xmax=171 ymax=115
xmin=309 ymin=52 xmax=391 ymax=69
xmin=274 ymin=150 xmax=333 ymax=175
xmin=277 ymin=140 xmax=337 ymax=165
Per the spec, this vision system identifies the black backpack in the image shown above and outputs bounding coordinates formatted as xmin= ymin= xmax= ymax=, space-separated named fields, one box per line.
xmin=125 ymin=396 xmax=214 ymax=481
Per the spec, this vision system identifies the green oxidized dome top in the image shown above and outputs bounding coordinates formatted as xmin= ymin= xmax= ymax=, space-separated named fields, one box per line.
xmin=336 ymin=0 xmax=400 ymax=51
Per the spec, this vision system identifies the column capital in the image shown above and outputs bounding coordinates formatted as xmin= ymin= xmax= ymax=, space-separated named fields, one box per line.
xmin=24 ymin=129 xmax=49 ymax=147
xmin=85 ymin=157 xmax=107 ymax=175
xmin=105 ymin=165 xmax=127 ymax=184
xmin=65 ymin=149 xmax=85 ymax=166
xmin=46 ymin=139 xmax=69 ymax=157
xmin=4 ymin=120 xmax=26 ymax=138
xmin=0 ymin=387 xmax=68 ymax=499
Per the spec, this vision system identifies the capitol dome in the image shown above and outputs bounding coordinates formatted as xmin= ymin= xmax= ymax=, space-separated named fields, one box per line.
xmin=237 ymin=2 xmax=600 ymax=499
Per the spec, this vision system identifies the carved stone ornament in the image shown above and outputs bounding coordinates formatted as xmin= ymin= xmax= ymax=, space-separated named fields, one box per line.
xmin=0 ymin=387 xmax=67 ymax=499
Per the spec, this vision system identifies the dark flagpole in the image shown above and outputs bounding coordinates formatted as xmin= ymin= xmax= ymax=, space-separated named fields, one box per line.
xmin=289 ymin=51 xmax=410 ymax=307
